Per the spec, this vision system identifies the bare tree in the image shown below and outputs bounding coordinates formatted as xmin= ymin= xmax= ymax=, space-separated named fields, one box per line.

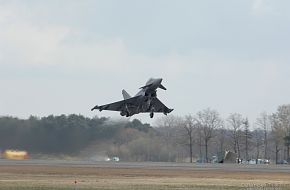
xmin=196 ymin=123 xmax=203 ymax=161
xmin=256 ymin=112 xmax=270 ymax=159
xmin=196 ymin=108 xmax=223 ymax=163
xmin=182 ymin=115 xmax=197 ymax=163
xmin=243 ymin=118 xmax=251 ymax=161
xmin=227 ymin=113 xmax=243 ymax=158
xmin=155 ymin=115 xmax=182 ymax=161
xmin=253 ymin=128 xmax=263 ymax=161
xmin=275 ymin=105 xmax=290 ymax=160
xmin=270 ymin=114 xmax=284 ymax=164
xmin=216 ymin=127 xmax=227 ymax=153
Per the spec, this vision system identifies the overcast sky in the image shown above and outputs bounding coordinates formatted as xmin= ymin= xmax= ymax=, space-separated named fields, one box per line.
xmin=1 ymin=0 xmax=290 ymax=126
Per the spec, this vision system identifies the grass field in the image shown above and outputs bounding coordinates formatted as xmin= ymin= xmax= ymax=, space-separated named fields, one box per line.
xmin=1 ymin=164 xmax=290 ymax=190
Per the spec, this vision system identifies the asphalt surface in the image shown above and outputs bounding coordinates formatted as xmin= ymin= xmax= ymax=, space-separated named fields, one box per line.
xmin=0 ymin=159 xmax=290 ymax=173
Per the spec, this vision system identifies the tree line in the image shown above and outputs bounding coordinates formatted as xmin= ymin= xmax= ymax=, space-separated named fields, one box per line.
xmin=155 ymin=105 xmax=290 ymax=163
xmin=0 ymin=104 xmax=290 ymax=163
xmin=0 ymin=114 xmax=150 ymax=155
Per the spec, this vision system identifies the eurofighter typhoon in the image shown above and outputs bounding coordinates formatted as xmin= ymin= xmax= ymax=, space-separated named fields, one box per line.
xmin=91 ymin=78 xmax=173 ymax=118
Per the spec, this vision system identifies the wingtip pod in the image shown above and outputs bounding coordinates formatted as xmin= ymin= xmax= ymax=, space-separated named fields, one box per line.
xmin=163 ymin=108 xmax=174 ymax=116
xmin=91 ymin=105 xmax=99 ymax=111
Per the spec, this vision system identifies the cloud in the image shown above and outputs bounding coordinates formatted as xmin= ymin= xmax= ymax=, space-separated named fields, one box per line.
xmin=0 ymin=3 xmax=71 ymax=65
xmin=0 ymin=2 xmax=189 ymax=78
xmin=0 ymin=3 xmax=131 ymax=76
xmin=251 ymin=0 xmax=273 ymax=16
xmin=0 ymin=0 xmax=288 ymax=82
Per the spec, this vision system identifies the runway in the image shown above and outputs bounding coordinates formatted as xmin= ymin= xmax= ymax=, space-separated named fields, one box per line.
xmin=1 ymin=159 xmax=290 ymax=189
xmin=1 ymin=158 xmax=290 ymax=173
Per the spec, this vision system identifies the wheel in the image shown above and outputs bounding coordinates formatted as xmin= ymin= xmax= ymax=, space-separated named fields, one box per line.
xmin=150 ymin=112 xmax=154 ymax=118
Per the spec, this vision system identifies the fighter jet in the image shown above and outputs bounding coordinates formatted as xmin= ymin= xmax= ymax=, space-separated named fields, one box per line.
xmin=91 ymin=78 xmax=173 ymax=118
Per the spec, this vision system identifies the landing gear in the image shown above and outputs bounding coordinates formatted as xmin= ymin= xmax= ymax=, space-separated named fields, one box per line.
xmin=149 ymin=104 xmax=155 ymax=118
xmin=120 ymin=110 xmax=130 ymax=117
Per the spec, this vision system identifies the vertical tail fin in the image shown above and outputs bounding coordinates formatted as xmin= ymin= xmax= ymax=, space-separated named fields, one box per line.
xmin=122 ymin=89 xmax=131 ymax=99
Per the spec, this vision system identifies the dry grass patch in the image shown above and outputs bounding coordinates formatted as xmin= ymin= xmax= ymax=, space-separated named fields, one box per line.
xmin=1 ymin=164 xmax=290 ymax=190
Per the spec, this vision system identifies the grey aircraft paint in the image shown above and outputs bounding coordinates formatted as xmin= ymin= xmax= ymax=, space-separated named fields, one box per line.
xmin=91 ymin=78 xmax=173 ymax=118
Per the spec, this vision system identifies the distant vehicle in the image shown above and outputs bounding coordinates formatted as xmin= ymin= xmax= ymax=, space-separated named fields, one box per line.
xmin=91 ymin=78 xmax=173 ymax=118
xmin=256 ymin=159 xmax=270 ymax=164
xmin=262 ymin=159 xmax=270 ymax=164
xmin=247 ymin=159 xmax=270 ymax=164
xmin=196 ymin=159 xmax=207 ymax=163
xmin=248 ymin=159 xmax=257 ymax=164
xmin=211 ymin=156 xmax=218 ymax=163
xmin=112 ymin=156 xmax=120 ymax=162
xmin=105 ymin=156 xmax=120 ymax=162
xmin=2 ymin=150 xmax=29 ymax=160
xmin=277 ymin=160 xmax=288 ymax=164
